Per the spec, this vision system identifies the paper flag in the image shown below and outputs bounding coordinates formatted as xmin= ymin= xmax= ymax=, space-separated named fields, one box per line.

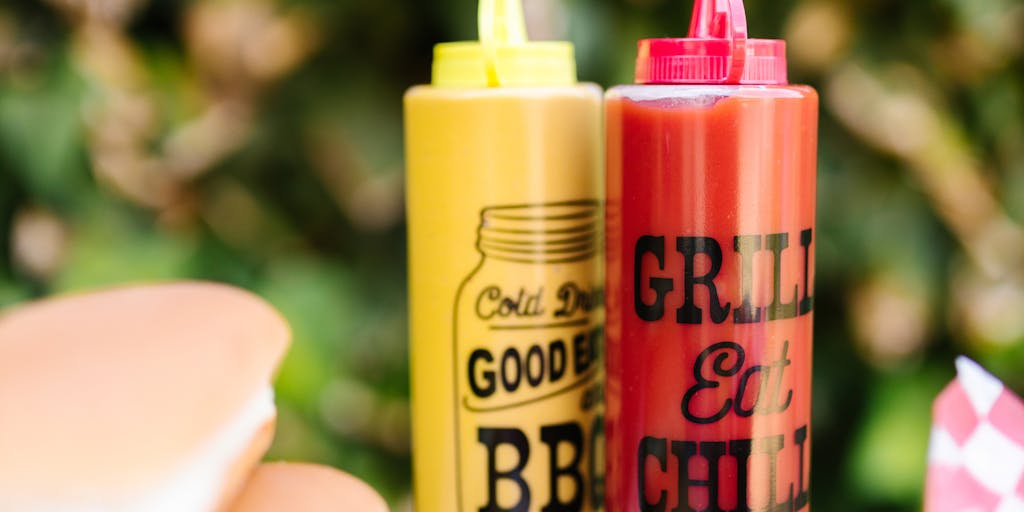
xmin=926 ymin=357 xmax=1024 ymax=512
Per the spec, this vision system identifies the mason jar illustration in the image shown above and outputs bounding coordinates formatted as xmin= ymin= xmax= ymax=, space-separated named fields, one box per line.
xmin=454 ymin=200 xmax=605 ymax=512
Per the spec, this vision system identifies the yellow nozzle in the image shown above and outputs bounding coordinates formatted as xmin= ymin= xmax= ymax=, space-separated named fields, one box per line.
xmin=432 ymin=0 xmax=576 ymax=88
xmin=479 ymin=0 xmax=528 ymax=47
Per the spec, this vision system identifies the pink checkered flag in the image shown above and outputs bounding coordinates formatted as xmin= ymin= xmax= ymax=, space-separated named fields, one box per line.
xmin=926 ymin=357 xmax=1024 ymax=512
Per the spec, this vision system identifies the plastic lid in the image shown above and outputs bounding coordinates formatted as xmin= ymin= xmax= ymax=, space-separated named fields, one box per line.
xmin=635 ymin=0 xmax=787 ymax=85
xmin=432 ymin=0 xmax=577 ymax=87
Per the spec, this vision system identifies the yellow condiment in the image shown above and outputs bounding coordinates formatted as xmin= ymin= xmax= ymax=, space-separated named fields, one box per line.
xmin=404 ymin=1 xmax=604 ymax=510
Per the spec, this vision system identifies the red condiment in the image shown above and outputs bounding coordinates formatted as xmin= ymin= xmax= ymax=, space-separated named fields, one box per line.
xmin=604 ymin=1 xmax=818 ymax=511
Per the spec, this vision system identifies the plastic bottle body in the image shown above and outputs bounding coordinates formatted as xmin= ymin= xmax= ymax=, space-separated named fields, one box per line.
xmin=406 ymin=85 xmax=604 ymax=512
xmin=604 ymin=85 xmax=818 ymax=511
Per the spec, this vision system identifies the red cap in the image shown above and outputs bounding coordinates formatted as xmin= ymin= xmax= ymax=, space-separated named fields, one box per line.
xmin=635 ymin=0 xmax=787 ymax=85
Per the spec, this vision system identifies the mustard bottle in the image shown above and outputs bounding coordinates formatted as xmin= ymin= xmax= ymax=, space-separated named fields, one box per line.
xmin=404 ymin=1 xmax=604 ymax=510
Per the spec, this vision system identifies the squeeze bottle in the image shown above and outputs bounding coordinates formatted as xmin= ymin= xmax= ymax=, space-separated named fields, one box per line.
xmin=605 ymin=0 xmax=818 ymax=510
xmin=405 ymin=1 xmax=604 ymax=510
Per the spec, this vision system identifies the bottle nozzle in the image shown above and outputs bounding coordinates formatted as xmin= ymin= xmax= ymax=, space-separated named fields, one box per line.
xmin=688 ymin=0 xmax=748 ymax=83
xmin=633 ymin=0 xmax=786 ymax=85
xmin=479 ymin=0 xmax=528 ymax=86
xmin=479 ymin=0 xmax=527 ymax=47
xmin=688 ymin=0 xmax=747 ymax=39
xmin=431 ymin=0 xmax=576 ymax=87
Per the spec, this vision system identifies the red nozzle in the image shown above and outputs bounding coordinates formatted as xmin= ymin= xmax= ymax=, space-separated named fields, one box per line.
xmin=688 ymin=0 xmax=747 ymax=39
xmin=689 ymin=0 xmax=747 ymax=82
xmin=635 ymin=0 xmax=786 ymax=85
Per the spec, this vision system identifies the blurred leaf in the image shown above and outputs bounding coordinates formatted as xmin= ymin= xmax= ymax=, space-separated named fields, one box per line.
xmin=257 ymin=256 xmax=363 ymax=413
xmin=54 ymin=199 xmax=197 ymax=291
xmin=848 ymin=367 xmax=949 ymax=505
xmin=0 ymin=57 xmax=88 ymax=206
xmin=0 ymin=280 xmax=29 ymax=308
xmin=0 ymin=0 xmax=1020 ymax=509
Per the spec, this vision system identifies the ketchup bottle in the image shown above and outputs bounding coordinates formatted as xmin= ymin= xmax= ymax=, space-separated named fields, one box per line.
xmin=605 ymin=1 xmax=817 ymax=510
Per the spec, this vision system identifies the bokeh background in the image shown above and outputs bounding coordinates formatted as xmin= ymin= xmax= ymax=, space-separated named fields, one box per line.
xmin=0 ymin=0 xmax=1022 ymax=509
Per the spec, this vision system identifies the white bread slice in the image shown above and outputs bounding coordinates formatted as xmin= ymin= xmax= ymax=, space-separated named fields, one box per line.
xmin=0 ymin=282 xmax=290 ymax=511
xmin=230 ymin=462 xmax=389 ymax=512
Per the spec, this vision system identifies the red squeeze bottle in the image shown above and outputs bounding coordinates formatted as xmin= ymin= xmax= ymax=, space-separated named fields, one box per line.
xmin=605 ymin=1 xmax=818 ymax=511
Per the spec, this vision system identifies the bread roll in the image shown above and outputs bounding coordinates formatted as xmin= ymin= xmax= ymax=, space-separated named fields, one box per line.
xmin=0 ymin=282 xmax=290 ymax=511
xmin=230 ymin=462 xmax=389 ymax=512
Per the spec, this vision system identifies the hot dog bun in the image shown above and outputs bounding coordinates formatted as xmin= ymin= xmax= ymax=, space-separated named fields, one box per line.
xmin=0 ymin=282 xmax=290 ymax=511
xmin=230 ymin=462 xmax=389 ymax=512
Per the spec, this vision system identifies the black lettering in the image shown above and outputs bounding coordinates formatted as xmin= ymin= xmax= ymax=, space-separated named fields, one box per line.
xmin=526 ymin=345 xmax=545 ymax=387
xmin=799 ymin=229 xmax=813 ymax=316
xmin=764 ymin=342 xmax=793 ymax=414
xmin=794 ymin=426 xmax=809 ymax=510
xmin=541 ymin=423 xmax=584 ymax=512
xmin=733 ymin=235 xmax=763 ymax=324
xmin=638 ymin=436 xmax=668 ymax=512
xmin=682 ymin=342 xmax=745 ymax=424
xmin=574 ymin=333 xmax=591 ymax=375
xmin=753 ymin=435 xmax=791 ymax=512
xmin=550 ymin=340 xmax=567 ymax=382
xmin=729 ymin=439 xmax=753 ymax=511
xmin=469 ymin=349 xmax=496 ymax=398
xmin=590 ymin=415 xmax=605 ymax=510
xmin=591 ymin=326 xmax=604 ymax=365
xmin=475 ymin=287 xmax=502 ymax=319
xmin=677 ymin=237 xmax=731 ymax=325
xmin=501 ymin=348 xmax=522 ymax=392
xmin=671 ymin=440 xmax=727 ymax=512
xmin=635 ymin=236 xmax=674 ymax=321
xmin=479 ymin=428 xmax=531 ymax=512
xmin=555 ymin=282 xmax=592 ymax=317
xmin=765 ymin=234 xmax=798 ymax=321
xmin=734 ymin=364 xmax=764 ymax=418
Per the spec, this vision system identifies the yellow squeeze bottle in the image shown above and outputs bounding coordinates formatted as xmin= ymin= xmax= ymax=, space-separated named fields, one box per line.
xmin=404 ymin=1 xmax=604 ymax=510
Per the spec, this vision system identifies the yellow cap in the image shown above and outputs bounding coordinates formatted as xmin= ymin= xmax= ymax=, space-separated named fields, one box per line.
xmin=432 ymin=0 xmax=577 ymax=88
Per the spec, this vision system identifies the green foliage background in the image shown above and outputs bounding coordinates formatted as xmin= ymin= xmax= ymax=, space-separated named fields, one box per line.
xmin=0 ymin=0 xmax=1022 ymax=509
